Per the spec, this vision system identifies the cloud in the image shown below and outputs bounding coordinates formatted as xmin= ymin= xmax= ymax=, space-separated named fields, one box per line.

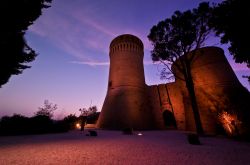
xmin=28 ymin=2 xmax=116 ymax=62
xmin=27 ymin=0 xmax=163 ymax=65
xmin=72 ymin=12 xmax=116 ymax=37
xmin=70 ymin=61 xmax=110 ymax=66
xmin=70 ymin=59 xmax=158 ymax=67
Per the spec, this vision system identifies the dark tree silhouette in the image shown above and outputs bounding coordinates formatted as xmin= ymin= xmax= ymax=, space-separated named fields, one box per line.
xmin=210 ymin=0 xmax=250 ymax=82
xmin=79 ymin=106 xmax=99 ymax=125
xmin=63 ymin=114 xmax=78 ymax=130
xmin=0 ymin=114 xmax=30 ymax=135
xmin=35 ymin=99 xmax=57 ymax=118
xmin=79 ymin=106 xmax=98 ymax=117
xmin=0 ymin=0 xmax=52 ymax=87
xmin=148 ymin=2 xmax=212 ymax=134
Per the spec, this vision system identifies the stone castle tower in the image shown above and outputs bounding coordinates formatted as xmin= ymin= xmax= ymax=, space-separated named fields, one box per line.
xmin=97 ymin=34 xmax=250 ymax=135
xmin=97 ymin=34 xmax=154 ymax=129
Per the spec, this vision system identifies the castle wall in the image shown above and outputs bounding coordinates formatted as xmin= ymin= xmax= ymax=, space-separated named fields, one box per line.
xmin=146 ymin=85 xmax=165 ymax=129
xmin=172 ymin=47 xmax=249 ymax=135
xmin=147 ymin=83 xmax=186 ymax=130
xmin=97 ymin=34 xmax=250 ymax=136
xmin=165 ymin=83 xmax=186 ymax=130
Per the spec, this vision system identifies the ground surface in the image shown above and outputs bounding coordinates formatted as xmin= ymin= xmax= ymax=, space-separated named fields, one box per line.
xmin=0 ymin=130 xmax=250 ymax=165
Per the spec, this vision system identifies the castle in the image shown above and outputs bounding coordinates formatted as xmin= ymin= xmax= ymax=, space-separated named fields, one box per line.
xmin=97 ymin=34 xmax=250 ymax=135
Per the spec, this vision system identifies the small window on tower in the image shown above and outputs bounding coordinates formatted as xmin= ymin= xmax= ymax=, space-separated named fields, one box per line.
xmin=108 ymin=81 xmax=112 ymax=87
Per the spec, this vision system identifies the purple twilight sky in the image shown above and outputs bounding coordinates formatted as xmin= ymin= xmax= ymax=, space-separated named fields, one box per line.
xmin=0 ymin=0 xmax=249 ymax=119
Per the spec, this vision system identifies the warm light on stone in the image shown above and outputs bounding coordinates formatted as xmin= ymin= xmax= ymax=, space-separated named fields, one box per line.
xmin=97 ymin=34 xmax=153 ymax=130
xmin=97 ymin=34 xmax=250 ymax=136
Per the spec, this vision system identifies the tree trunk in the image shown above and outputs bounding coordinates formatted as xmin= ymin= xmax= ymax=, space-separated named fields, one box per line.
xmin=185 ymin=64 xmax=204 ymax=135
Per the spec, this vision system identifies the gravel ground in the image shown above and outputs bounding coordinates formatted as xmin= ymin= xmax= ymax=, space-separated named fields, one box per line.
xmin=0 ymin=130 xmax=250 ymax=165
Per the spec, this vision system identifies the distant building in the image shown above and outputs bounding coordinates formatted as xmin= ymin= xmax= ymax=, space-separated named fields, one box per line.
xmin=97 ymin=34 xmax=250 ymax=136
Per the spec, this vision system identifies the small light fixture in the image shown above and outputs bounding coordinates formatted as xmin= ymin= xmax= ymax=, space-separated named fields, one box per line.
xmin=76 ymin=123 xmax=81 ymax=129
xmin=218 ymin=111 xmax=241 ymax=136
xmin=138 ymin=133 xmax=143 ymax=136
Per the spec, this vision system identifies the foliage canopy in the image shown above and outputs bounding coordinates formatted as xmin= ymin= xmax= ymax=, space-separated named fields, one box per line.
xmin=210 ymin=0 xmax=250 ymax=81
xmin=0 ymin=0 xmax=52 ymax=87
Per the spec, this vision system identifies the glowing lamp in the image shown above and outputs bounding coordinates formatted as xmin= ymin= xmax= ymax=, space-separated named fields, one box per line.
xmin=76 ymin=123 xmax=81 ymax=129
xmin=218 ymin=111 xmax=241 ymax=136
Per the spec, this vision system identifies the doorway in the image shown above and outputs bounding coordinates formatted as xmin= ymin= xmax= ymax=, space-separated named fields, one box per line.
xmin=162 ymin=110 xmax=177 ymax=129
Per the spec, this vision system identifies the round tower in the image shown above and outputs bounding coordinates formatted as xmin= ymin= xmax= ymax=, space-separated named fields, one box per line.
xmin=172 ymin=47 xmax=250 ymax=135
xmin=97 ymin=34 xmax=153 ymax=130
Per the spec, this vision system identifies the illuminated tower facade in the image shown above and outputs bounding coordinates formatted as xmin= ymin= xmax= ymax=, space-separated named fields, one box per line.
xmin=97 ymin=34 xmax=153 ymax=129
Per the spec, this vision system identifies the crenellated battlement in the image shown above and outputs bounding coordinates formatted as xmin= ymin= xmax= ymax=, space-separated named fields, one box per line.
xmin=110 ymin=34 xmax=143 ymax=54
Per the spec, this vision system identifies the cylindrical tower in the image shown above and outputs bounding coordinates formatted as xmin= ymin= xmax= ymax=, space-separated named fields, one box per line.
xmin=172 ymin=46 xmax=250 ymax=135
xmin=97 ymin=34 xmax=153 ymax=130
